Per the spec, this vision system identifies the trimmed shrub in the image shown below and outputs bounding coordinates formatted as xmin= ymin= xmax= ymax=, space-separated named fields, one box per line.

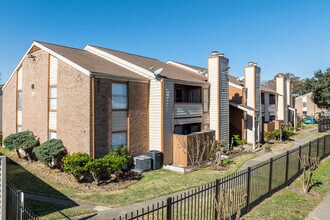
xmin=112 ymin=146 xmax=131 ymax=161
xmin=33 ymin=139 xmax=66 ymax=169
xmin=63 ymin=153 xmax=91 ymax=182
xmin=3 ymin=133 xmax=17 ymax=151
xmin=85 ymin=159 xmax=108 ymax=184
xmin=4 ymin=131 xmax=39 ymax=160
xmin=102 ymin=154 xmax=128 ymax=173
xmin=273 ymin=129 xmax=295 ymax=141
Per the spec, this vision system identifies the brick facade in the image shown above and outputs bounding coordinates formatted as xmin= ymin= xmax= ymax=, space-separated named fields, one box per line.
xmin=93 ymin=78 xmax=112 ymax=158
xmin=57 ymin=59 xmax=91 ymax=155
xmin=128 ymin=82 xmax=149 ymax=156
xmin=2 ymin=72 xmax=17 ymax=138
xmin=295 ymin=93 xmax=324 ymax=118
xmin=21 ymin=50 xmax=49 ymax=143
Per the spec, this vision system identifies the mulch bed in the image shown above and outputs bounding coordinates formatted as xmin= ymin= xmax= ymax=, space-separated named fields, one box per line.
xmin=6 ymin=151 xmax=141 ymax=193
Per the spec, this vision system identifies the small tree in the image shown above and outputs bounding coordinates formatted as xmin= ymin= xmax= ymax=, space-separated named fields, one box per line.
xmin=33 ymin=139 xmax=67 ymax=169
xmin=214 ymin=188 xmax=247 ymax=220
xmin=298 ymin=155 xmax=320 ymax=194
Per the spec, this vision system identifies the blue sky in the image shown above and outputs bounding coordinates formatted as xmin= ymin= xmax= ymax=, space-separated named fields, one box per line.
xmin=1 ymin=0 xmax=330 ymax=83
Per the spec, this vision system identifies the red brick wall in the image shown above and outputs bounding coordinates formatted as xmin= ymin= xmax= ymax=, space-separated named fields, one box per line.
xmin=57 ymin=59 xmax=91 ymax=155
xmin=3 ymin=72 xmax=17 ymax=139
xmin=128 ymin=82 xmax=149 ymax=156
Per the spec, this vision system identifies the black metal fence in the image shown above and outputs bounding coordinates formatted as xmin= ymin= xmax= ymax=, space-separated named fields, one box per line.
xmin=113 ymin=134 xmax=330 ymax=220
xmin=6 ymin=182 xmax=38 ymax=220
xmin=319 ymin=119 xmax=330 ymax=132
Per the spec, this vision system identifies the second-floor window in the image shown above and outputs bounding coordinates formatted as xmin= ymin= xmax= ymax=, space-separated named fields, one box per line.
xmin=112 ymin=83 xmax=127 ymax=109
xmin=50 ymin=86 xmax=57 ymax=110
xmin=303 ymin=101 xmax=307 ymax=108
xmin=17 ymin=90 xmax=22 ymax=110
xmin=203 ymin=89 xmax=209 ymax=112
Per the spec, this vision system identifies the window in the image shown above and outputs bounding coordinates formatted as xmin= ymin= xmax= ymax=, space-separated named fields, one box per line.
xmin=49 ymin=131 xmax=57 ymax=139
xmin=261 ymin=93 xmax=265 ymax=104
xmin=189 ymin=89 xmax=201 ymax=103
xmin=50 ymin=86 xmax=57 ymax=110
xmin=175 ymin=89 xmax=183 ymax=102
xmin=112 ymin=132 xmax=127 ymax=146
xmin=174 ymin=125 xmax=183 ymax=134
xmin=112 ymin=83 xmax=127 ymax=109
xmin=203 ymin=89 xmax=209 ymax=112
xmin=17 ymin=90 xmax=22 ymax=110
xmin=17 ymin=125 xmax=22 ymax=133
xmin=303 ymin=101 xmax=307 ymax=108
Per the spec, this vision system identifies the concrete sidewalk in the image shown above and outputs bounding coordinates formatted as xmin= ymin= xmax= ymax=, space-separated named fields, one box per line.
xmin=306 ymin=193 xmax=330 ymax=220
xmin=239 ymin=127 xmax=320 ymax=171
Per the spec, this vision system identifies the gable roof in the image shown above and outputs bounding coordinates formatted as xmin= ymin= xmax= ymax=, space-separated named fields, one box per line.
xmin=89 ymin=46 xmax=207 ymax=83
xmin=36 ymin=42 xmax=148 ymax=81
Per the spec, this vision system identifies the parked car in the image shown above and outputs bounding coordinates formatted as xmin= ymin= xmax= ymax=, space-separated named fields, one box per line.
xmin=304 ymin=118 xmax=317 ymax=124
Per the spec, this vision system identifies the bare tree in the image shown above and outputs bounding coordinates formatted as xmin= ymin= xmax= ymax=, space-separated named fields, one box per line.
xmin=298 ymin=155 xmax=320 ymax=194
xmin=214 ymin=188 xmax=247 ymax=220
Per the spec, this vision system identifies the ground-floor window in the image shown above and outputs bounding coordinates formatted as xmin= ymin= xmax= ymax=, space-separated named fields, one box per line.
xmin=174 ymin=123 xmax=201 ymax=135
xmin=49 ymin=131 xmax=57 ymax=139
xmin=112 ymin=132 xmax=127 ymax=147
xmin=17 ymin=125 xmax=22 ymax=132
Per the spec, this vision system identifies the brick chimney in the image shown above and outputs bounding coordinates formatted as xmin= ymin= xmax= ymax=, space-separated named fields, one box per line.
xmin=208 ymin=51 xmax=229 ymax=143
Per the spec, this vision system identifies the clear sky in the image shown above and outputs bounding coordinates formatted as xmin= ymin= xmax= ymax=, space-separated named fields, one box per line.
xmin=1 ymin=0 xmax=330 ymax=83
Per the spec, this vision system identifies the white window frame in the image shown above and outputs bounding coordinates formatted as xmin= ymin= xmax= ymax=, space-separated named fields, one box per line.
xmin=112 ymin=83 xmax=128 ymax=110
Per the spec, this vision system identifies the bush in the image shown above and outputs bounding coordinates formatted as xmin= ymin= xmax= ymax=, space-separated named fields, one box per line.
xmin=273 ymin=129 xmax=295 ymax=141
xmin=112 ymin=146 xmax=131 ymax=160
xmin=232 ymin=135 xmax=244 ymax=147
xmin=33 ymin=139 xmax=66 ymax=168
xmin=102 ymin=153 xmax=128 ymax=173
xmin=63 ymin=153 xmax=91 ymax=182
xmin=3 ymin=133 xmax=17 ymax=150
xmin=85 ymin=159 xmax=108 ymax=184
xmin=4 ymin=131 xmax=39 ymax=160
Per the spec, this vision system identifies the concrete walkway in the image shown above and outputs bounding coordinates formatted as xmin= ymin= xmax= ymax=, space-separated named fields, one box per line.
xmin=239 ymin=127 xmax=320 ymax=171
xmin=80 ymin=127 xmax=326 ymax=219
xmin=306 ymin=193 xmax=330 ymax=220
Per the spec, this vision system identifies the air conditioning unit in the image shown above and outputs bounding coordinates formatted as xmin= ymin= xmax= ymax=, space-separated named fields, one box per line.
xmin=134 ymin=155 xmax=152 ymax=172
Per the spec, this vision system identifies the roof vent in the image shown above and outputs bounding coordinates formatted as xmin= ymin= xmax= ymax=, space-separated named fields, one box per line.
xmin=219 ymin=53 xmax=224 ymax=57
xmin=248 ymin=62 xmax=254 ymax=66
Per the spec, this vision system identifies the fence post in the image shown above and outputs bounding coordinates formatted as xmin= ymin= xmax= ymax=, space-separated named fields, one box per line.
xmin=214 ymin=179 xmax=220 ymax=219
xmin=324 ymin=135 xmax=327 ymax=156
xmin=166 ymin=197 xmax=172 ymax=220
xmin=298 ymin=145 xmax=302 ymax=175
xmin=246 ymin=167 xmax=251 ymax=212
xmin=285 ymin=151 xmax=289 ymax=186
xmin=268 ymin=158 xmax=273 ymax=196
xmin=317 ymin=138 xmax=319 ymax=157
xmin=309 ymin=141 xmax=312 ymax=157
xmin=0 ymin=157 xmax=6 ymax=220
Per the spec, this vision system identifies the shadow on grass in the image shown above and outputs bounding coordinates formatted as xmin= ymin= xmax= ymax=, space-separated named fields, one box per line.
xmin=4 ymin=154 xmax=80 ymax=218
xmin=309 ymin=179 xmax=323 ymax=192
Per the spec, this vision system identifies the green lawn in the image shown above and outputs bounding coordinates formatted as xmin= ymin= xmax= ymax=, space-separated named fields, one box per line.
xmin=245 ymin=157 xmax=330 ymax=220
xmin=1 ymin=148 xmax=255 ymax=207
xmin=25 ymin=199 xmax=96 ymax=220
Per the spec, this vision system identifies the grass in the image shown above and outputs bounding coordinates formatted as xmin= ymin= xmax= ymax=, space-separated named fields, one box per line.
xmin=1 ymin=148 xmax=255 ymax=207
xmin=245 ymin=157 xmax=330 ymax=220
xmin=25 ymin=199 xmax=96 ymax=220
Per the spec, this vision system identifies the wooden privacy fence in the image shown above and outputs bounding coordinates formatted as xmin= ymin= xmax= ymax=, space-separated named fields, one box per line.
xmin=319 ymin=119 xmax=330 ymax=132
xmin=113 ymin=134 xmax=330 ymax=220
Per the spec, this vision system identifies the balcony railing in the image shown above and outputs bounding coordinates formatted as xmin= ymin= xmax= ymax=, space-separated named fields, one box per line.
xmin=174 ymin=103 xmax=203 ymax=118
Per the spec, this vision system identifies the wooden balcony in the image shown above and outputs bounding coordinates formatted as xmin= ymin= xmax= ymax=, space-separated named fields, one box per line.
xmin=174 ymin=103 xmax=203 ymax=118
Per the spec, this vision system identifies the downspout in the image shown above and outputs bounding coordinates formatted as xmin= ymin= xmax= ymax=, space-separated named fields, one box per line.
xmin=91 ymin=77 xmax=95 ymax=159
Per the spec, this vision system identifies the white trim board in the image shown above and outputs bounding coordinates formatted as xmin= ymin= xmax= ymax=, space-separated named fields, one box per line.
xmin=229 ymin=82 xmax=244 ymax=90
xmin=166 ymin=61 xmax=200 ymax=74
xmin=3 ymin=41 xmax=91 ymax=90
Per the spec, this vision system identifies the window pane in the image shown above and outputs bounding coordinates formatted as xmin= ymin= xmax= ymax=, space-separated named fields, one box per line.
xmin=112 ymin=132 xmax=127 ymax=146
xmin=112 ymin=83 xmax=127 ymax=96
xmin=50 ymin=87 xmax=57 ymax=98
xmin=17 ymin=126 xmax=22 ymax=132
xmin=203 ymin=89 xmax=209 ymax=112
xmin=18 ymin=91 xmax=22 ymax=99
xmin=50 ymin=98 xmax=57 ymax=110
xmin=49 ymin=131 xmax=57 ymax=139
xmin=112 ymin=96 xmax=128 ymax=109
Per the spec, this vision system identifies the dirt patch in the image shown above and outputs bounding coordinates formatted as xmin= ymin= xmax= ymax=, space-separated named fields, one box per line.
xmin=289 ymin=186 xmax=320 ymax=198
xmin=6 ymin=151 xmax=139 ymax=193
